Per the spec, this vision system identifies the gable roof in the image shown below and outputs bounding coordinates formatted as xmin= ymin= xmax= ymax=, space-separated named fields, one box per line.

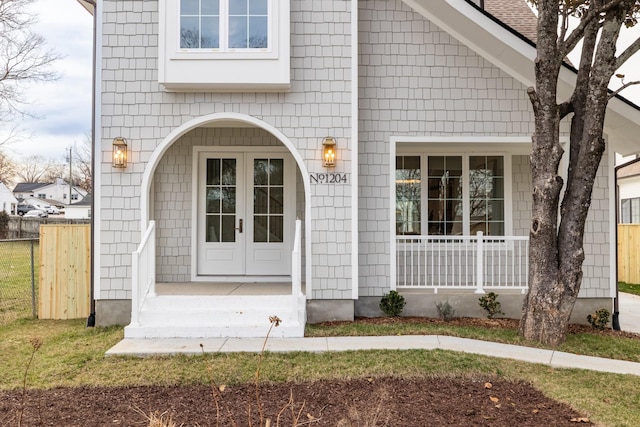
xmin=402 ymin=0 xmax=640 ymax=156
xmin=13 ymin=182 xmax=49 ymax=193
xmin=0 ymin=182 xmax=18 ymax=203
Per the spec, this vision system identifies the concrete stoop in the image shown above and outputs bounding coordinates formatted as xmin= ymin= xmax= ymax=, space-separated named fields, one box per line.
xmin=124 ymin=293 xmax=306 ymax=338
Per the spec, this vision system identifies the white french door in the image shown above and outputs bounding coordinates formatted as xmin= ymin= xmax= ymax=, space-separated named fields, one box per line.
xmin=196 ymin=150 xmax=295 ymax=277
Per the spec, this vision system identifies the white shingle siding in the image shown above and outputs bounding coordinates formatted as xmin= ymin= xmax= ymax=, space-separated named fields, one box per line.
xmin=98 ymin=0 xmax=613 ymax=303
xmin=99 ymin=0 xmax=353 ymax=300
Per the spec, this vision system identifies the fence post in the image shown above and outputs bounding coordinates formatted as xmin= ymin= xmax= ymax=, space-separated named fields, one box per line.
xmin=30 ymin=239 xmax=36 ymax=318
xmin=475 ymin=231 xmax=485 ymax=294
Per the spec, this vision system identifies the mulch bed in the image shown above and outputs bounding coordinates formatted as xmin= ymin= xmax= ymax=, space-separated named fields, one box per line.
xmin=1 ymin=376 xmax=593 ymax=426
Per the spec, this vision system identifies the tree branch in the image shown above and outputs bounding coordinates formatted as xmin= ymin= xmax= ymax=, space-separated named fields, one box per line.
xmin=608 ymin=80 xmax=640 ymax=99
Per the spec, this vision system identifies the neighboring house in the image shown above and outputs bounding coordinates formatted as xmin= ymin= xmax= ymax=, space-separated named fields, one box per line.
xmin=86 ymin=0 xmax=640 ymax=339
xmin=617 ymin=158 xmax=640 ymax=223
xmin=14 ymin=178 xmax=88 ymax=205
xmin=64 ymin=194 xmax=92 ymax=219
xmin=0 ymin=182 xmax=18 ymax=215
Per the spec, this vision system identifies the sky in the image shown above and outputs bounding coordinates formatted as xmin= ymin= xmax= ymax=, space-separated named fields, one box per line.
xmin=1 ymin=0 xmax=93 ymax=162
xmin=2 ymin=1 xmax=640 ymax=166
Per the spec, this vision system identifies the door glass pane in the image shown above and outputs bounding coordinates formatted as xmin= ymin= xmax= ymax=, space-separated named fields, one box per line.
xmin=221 ymin=187 xmax=236 ymax=213
xmin=254 ymin=187 xmax=268 ymax=214
xmin=254 ymin=159 xmax=268 ymax=185
xmin=206 ymin=159 xmax=220 ymax=185
xmin=206 ymin=188 xmax=221 ymax=213
xmin=254 ymin=215 xmax=267 ymax=242
xmin=221 ymin=159 xmax=236 ymax=185
xmin=205 ymin=157 xmax=236 ymax=243
xmin=221 ymin=215 xmax=236 ymax=242
xmin=270 ymin=187 xmax=283 ymax=214
xmin=270 ymin=159 xmax=283 ymax=185
xmin=270 ymin=216 xmax=283 ymax=242
xmin=206 ymin=215 xmax=220 ymax=242
xmin=253 ymin=158 xmax=284 ymax=243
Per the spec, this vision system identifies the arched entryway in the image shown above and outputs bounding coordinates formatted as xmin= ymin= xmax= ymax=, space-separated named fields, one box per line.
xmin=139 ymin=113 xmax=311 ymax=287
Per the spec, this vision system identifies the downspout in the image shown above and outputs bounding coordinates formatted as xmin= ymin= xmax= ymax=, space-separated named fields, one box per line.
xmin=612 ymin=156 xmax=640 ymax=331
xmin=85 ymin=0 xmax=97 ymax=327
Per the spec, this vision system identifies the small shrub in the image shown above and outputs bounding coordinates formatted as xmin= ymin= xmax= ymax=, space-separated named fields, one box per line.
xmin=379 ymin=290 xmax=406 ymax=317
xmin=478 ymin=292 xmax=504 ymax=319
xmin=587 ymin=308 xmax=610 ymax=330
xmin=435 ymin=300 xmax=456 ymax=321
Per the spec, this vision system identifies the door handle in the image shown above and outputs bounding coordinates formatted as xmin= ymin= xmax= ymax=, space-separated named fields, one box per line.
xmin=236 ymin=219 xmax=243 ymax=233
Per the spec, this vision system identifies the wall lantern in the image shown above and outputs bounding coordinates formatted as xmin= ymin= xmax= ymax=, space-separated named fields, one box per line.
xmin=322 ymin=136 xmax=336 ymax=167
xmin=112 ymin=137 xmax=128 ymax=168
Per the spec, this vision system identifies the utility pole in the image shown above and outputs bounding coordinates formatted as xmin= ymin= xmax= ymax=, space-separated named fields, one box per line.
xmin=66 ymin=147 xmax=72 ymax=203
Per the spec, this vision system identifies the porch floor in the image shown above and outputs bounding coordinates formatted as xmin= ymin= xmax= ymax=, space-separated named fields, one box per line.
xmin=155 ymin=282 xmax=306 ymax=296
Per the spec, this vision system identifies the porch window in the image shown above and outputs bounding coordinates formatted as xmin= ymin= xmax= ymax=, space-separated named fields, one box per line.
xmin=396 ymin=155 xmax=505 ymax=236
xmin=180 ymin=0 xmax=269 ymax=50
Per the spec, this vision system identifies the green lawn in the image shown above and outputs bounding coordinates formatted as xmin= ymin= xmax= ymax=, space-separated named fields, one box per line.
xmin=619 ymin=282 xmax=640 ymax=296
xmin=0 ymin=240 xmax=39 ymax=324
xmin=2 ymin=318 xmax=640 ymax=426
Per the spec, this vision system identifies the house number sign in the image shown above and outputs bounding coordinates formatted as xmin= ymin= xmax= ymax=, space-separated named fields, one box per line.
xmin=309 ymin=172 xmax=349 ymax=184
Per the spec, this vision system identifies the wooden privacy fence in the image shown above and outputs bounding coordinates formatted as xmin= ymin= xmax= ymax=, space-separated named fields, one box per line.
xmin=39 ymin=224 xmax=91 ymax=319
xmin=618 ymin=224 xmax=640 ymax=284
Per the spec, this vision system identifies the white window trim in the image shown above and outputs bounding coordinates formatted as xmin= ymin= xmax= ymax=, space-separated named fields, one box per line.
xmin=171 ymin=0 xmax=278 ymax=60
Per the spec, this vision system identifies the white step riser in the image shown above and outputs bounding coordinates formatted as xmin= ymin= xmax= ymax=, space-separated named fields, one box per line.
xmin=124 ymin=324 xmax=305 ymax=339
xmin=138 ymin=310 xmax=300 ymax=326
xmin=143 ymin=295 xmax=296 ymax=312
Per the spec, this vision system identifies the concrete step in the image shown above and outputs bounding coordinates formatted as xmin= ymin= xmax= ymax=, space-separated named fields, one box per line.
xmin=125 ymin=294 xmax=306 ymax=339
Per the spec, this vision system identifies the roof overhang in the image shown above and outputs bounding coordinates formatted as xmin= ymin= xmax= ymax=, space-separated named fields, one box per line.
xmin=76 ymin=0 xmax=95 ymax=15
xmin=402 ymin=0 xmax=640 ymax=156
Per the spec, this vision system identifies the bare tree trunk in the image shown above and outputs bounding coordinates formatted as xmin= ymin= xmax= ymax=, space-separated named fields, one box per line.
xmin=520 ymin=0 xmax=627 ymax=346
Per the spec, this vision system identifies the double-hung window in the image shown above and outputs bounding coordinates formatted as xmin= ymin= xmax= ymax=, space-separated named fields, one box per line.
xmin=179 ymin=0 xmax=269 ymax=51
xmin=396 ymin=154 xmax=506 ymax=236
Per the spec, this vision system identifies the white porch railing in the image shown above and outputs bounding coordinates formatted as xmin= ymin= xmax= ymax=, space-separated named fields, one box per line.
xmin=291 ymin=219 xmax=302 ymax=300
xmin=396 ymin=232 xmax=529 ymax=294
xmin=130 ymin=220 xmax=156 ymax=326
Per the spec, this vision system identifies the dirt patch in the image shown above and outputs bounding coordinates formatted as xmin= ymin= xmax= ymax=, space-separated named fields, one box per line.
xmin=0 ymin=376 xmax=593 ymax=426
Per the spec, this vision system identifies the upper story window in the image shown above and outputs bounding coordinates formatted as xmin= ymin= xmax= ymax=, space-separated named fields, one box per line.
xmin=179 ymin=0 xmax=269 ymax=51
xmin=160 ymin=0 xmax=289 ymax=91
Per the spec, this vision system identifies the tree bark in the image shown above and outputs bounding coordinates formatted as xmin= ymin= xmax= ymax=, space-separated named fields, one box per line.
xmin=519 ymin=0 xmax=630 ymax=346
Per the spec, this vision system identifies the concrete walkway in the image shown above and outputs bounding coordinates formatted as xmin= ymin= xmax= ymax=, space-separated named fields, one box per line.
xmin=619 ymin=292 xmax=640 ymax=334
xmin=107 ymin=291 xmax=640 ymax=376
xmin=106 ymin=334 xmax=640 ymax=377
